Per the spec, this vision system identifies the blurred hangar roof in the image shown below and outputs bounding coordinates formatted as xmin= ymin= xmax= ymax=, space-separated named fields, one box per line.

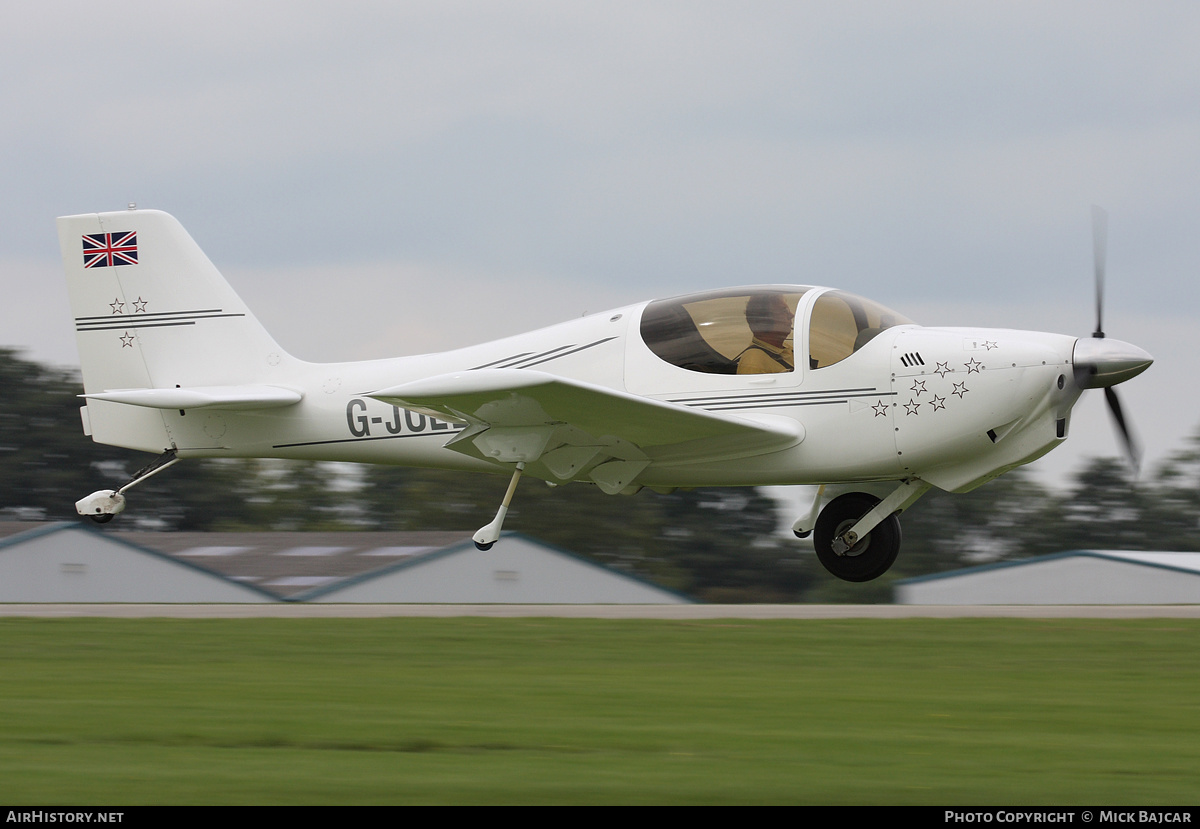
xmin=0 ymin=523 xmax=690 ymax=604
xmin=896 ymin=551 xmax=1200 ymax=605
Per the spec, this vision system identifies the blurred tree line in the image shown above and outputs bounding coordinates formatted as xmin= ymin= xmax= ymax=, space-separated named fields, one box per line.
xmin=2 ymin=348 xmax=1194 ymax=602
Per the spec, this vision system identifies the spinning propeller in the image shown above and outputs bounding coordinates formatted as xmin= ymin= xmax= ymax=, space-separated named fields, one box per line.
xmin=1071 ymin=206 xmax=1152 ymax=474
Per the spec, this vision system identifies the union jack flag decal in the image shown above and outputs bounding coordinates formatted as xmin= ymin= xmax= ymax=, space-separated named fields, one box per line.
xmin=82 ymin=231 xmax=138 ymax=268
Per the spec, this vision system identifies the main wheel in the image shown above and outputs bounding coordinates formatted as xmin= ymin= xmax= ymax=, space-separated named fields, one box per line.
xmin=813 ymin=493 xmax=902 ymax=582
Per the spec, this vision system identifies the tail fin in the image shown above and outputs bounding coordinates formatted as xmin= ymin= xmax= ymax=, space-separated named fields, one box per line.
xmin=58 ymin=208 xmax=293 ymax=452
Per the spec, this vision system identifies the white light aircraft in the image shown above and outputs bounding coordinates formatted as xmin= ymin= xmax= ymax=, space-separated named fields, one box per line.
xmin=62 ymin=208 xmax=1151 ymax=582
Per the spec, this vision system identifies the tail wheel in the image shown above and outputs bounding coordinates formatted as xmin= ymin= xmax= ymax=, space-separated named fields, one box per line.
xmin=813 ymin=493 xmax=902 ymax=582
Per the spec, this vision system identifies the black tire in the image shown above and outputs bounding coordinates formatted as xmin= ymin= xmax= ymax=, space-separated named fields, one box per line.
xmin=813 ymin=493 xmax=902 ymax=582
xmin=88 ymin=513 xmax=115 ymax=524
xmin=474 ymin=541 xmax=494 ymax=551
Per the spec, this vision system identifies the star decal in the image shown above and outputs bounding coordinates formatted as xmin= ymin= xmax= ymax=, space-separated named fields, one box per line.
xmin=983 ymin=340 xmax=998 ymax=350
xmin=965 ymin=358 xmax=983 ymax=374
xmin=119 ymin=331 xmax=135 ymax=348
xmin=904 ymin=400 xmax=921 ymax=416
xmin=910 ymin=379 xmax=927 ymax=396
xmin=934 ymin=361 xmax=952 ymax=378
xmin=929 ymin=394 xmax=946 ymax=411
xmin=132 ymin=297 xmax=148 ymax=313
xmin=109 ymin=298 xmax=125 ymax=314
xmin=952 ymin=382 xmax=969 ymax=398
xmin=872 ymin=400 xmax=889 ymax=417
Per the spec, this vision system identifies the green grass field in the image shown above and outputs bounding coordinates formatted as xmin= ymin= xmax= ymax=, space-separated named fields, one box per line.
xmin=0 ymin=617 xmax=1197 ymax=804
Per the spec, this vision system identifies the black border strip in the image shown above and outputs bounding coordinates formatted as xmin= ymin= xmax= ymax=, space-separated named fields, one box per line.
xmin=469 ymin=337 xmax=619 ymax=371
xmin=668 ymin=387 xmax=877 ymax=404
xmin=519 ymin=337 xmax=618 ymax=367
xmin=76 ymin=321 xmax=198 ymax=332
xmin=468 ymin=351 xmax=535 ymax=370
xmin=686 ymin=391 xmax=898 ymax=411
xmin=492 ymin=344 xmax=577 ymax=368
xmin=273 ymin=429 xmax=464 ymax=450
xmin=75 ymin=307 xmax=226 ymax=322
xmin=77 ymin=314 xmax=247 ymax=332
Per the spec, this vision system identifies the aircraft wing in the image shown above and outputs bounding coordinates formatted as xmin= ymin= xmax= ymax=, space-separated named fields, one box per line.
xmin=367 ymin=369 xmax=801 ymax=492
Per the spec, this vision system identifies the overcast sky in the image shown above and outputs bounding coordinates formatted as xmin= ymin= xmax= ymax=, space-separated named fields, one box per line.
xmin=2 ymin=1 xmax=1197 ymax=487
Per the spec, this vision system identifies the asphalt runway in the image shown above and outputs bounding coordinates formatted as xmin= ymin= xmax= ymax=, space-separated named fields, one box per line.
xmin=2 ymin=603 xmax=1199 ymax=618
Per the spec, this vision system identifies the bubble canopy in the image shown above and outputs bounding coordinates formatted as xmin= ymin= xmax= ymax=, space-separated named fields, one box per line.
xmin=639 ymin=287 xmax=914 ymax=375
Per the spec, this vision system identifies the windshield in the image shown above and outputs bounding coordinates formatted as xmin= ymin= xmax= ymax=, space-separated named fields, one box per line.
xmin=809 ymin=290 xmax=914 ymax=368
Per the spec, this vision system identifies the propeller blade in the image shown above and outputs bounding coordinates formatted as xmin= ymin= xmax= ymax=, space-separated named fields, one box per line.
xmin=1092 ymin=205 xmax=1108 ymax=338
xmin=1082 ymin=208 xmax=1144 ymax=475
xmin=1104 ymin=386 xmax=1141 ymax=476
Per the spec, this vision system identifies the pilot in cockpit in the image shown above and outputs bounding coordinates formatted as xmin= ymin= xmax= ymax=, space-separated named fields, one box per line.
xmin=737 ymin=293 xmax=795 ymax=374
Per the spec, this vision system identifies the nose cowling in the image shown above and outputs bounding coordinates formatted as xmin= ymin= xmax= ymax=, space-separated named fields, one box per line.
xmin=1072 ymin=337 xmax=1153 ymax=389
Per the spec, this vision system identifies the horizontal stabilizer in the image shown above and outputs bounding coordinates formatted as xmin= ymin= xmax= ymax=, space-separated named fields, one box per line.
xmin=81 ymin=384 xmax=302 ymax=411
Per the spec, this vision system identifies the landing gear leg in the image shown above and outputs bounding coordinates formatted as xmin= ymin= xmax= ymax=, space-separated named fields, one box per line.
xmin=813 ymin=479 xmax=930 ymax=582
xmin=75 ymin=449 xmax=179 ymax=524
xmin=473 ymin=462 xmax=525 ymax=551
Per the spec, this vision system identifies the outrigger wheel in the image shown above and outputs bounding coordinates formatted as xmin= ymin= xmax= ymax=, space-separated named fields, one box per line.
xmin=813 ymin=492 xmax=902 ymax=583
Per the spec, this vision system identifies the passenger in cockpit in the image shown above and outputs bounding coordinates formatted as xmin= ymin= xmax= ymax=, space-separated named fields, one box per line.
xmin=737 ymin=293 xmax=795 ymax=374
